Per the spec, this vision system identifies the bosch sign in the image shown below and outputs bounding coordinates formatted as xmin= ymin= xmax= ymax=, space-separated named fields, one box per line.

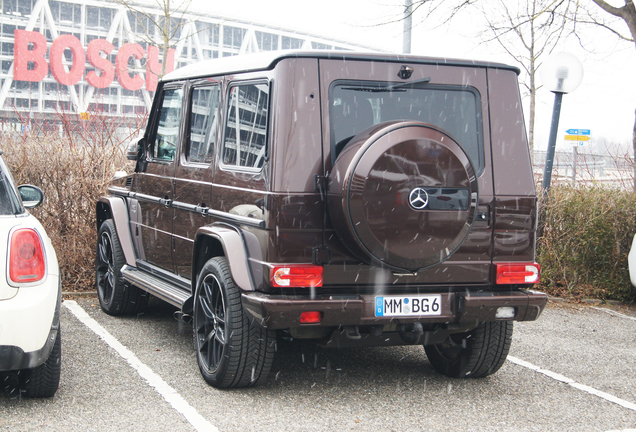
xmin=13 ymin=30 xmax=175 ymax=92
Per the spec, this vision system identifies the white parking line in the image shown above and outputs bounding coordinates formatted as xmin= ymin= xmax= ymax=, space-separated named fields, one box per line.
xmin=63 ymin=300 xmax=218 ymax=432
xmin=508 ymin=356 xmax=636 ymax=412
xmin=591 ymin=306 xmax=636 ymax=322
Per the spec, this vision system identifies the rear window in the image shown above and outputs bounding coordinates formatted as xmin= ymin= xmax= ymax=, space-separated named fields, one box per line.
xmin=330 ymin=81 xmax=484 ymax=172
xmin=222 ymin=82 xmax=270 ymax=171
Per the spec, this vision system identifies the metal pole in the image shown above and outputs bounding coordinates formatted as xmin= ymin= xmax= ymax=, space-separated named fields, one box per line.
xmin=403 ymin=0 xmax=413 ymax=54
xmin=542 ymin=91 xmax=564 ymax=194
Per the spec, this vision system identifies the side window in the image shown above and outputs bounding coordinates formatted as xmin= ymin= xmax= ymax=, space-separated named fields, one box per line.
xmin=152 ymin=87 xmax=184 ymax=162
xmin=222 ymin=82 xmax=269 ymax=170
xmin=188 ymin=85 xmax=220 ymax=164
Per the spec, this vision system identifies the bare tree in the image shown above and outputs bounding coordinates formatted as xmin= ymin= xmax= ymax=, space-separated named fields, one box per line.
xmin=114 ymin=0 xmax=195 ymax=76
xmin=396 ymin=0 xmax=576 ymax=156
xmin=582 ymin=0 xmax=636 ymax=45
xmin=475 ymin=0 xmax=574 ymax=156
xmin=577 ymin=0 xmax=636 ymax=189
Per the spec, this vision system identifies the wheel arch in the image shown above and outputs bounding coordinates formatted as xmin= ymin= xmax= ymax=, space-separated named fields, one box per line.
xmin=96 ymin=196 xmax=136 ymax=266
xmin=192 ymin=224 xmax=255 ymax=294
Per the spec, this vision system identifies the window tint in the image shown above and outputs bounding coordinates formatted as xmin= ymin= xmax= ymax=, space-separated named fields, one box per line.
xmin=330 ymin=82 xmax=483 ymax=172
xmin=188 ymin=85 xmax=220 ymax=164
xmin=152 ymin=87 xmax=183 ymax=162
xmin=222 ymin=82 xmax=269 ymax=170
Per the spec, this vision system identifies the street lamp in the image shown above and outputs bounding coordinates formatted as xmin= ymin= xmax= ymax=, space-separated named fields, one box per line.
xmin=403 ymin=0 xmax=413 ymax=54
xmin=540 ymin=52 xmax=584 ymax=193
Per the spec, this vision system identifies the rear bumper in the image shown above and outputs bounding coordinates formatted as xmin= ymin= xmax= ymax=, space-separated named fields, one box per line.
xmin=0 ymin=279 xmax=61 ymax=371
xmin=242 ymin=288 xmax=547 ymax=330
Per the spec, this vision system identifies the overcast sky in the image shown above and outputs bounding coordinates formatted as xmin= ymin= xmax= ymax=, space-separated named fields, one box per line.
xmin=193 ymin=0 xmax=636 ymax=153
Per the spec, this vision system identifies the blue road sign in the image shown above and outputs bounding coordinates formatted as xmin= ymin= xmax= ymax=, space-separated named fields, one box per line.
xmin=566 ymin=129 xmax=591 ymax=135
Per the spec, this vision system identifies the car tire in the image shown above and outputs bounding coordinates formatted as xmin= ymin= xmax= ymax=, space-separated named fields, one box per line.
xmin=193 ymin=257 xmax=275 ymax=389
xmin=22 ymin=329 xmax=61 ymax=398
xmin=96 ymin=219 xmax=148 ymax=316
xmin=424 ymin=321 xmax=513 ymax=378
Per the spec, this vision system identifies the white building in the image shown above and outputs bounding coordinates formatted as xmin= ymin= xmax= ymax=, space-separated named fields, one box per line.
xmin=0 ymin=0 xmax=371 ymax=122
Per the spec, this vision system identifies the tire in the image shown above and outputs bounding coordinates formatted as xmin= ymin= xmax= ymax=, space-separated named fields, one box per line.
xmin=22 ymin=329 xmax=61 ymax=398
xmin=193 ymin=257 xmax=275 ymax=389
xmin=424 ymin=321 xmax=513 ymax=378
xmin=96 ymin=219 xmax=148 ymax=316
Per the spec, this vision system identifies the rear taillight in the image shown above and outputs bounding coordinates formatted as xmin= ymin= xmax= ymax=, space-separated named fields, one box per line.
xmin=9 ymin=228 xmax=46 ymax=284
xmin=495 ymin=263 xmax=540 ymax=285
xmin=270 ymin=265 xmax=323 ymax=288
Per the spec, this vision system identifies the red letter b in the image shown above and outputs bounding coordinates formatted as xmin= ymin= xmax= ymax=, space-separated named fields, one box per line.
xmin=14 ymin=30 xmax=48 ymax=82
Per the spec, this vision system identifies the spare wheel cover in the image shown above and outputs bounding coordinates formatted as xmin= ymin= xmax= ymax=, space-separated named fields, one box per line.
xmin=329 ymin=121 xmax=478 ymax=271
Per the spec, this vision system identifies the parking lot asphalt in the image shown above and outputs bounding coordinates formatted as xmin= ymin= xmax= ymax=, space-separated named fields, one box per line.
xmin=1 ymin=297 xmax=635 ymax=432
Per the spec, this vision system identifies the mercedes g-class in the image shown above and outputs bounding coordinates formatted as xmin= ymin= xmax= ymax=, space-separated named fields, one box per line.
xmin=96 ymin=51 xmax=547 ymax=388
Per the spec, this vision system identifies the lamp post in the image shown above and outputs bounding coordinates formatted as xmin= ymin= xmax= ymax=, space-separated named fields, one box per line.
xmin=403 ymin=0 xmax=413 ymax=54
xmin=540 ymin=53 xmax=584 ymax=194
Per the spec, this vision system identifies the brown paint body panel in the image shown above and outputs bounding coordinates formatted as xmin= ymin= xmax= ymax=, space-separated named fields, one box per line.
xmin=488 ymin=68 xmax=535 ymax=197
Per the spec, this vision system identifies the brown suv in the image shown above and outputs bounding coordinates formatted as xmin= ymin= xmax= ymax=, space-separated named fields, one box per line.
xmin=96 ymin=51 xmax=547 ymax=388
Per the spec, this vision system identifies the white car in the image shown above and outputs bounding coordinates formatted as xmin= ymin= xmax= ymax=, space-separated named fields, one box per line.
xmin=629 ymin=234 xmax=636 ymax=288
xmin=0 ymin=151 xmax=61 ymax=397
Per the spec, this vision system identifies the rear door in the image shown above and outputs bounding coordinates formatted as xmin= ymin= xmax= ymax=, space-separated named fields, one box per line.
xmin=172 ymin=79 xmax=222 ymax=280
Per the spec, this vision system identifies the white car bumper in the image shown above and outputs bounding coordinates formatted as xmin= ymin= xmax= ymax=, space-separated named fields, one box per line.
xmin=0 ymin=277 xmax=61 ymax=370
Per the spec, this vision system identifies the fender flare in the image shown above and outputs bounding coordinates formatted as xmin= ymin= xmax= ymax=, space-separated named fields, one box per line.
xmin=96 ymin=196 xmax=136 ymax=266
xmin=193 ymin=224 xmax=256 ymax=293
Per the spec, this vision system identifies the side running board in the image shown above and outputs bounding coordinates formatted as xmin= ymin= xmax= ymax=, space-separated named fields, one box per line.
xmin=121 ymin=265 xmax=190 ymax=308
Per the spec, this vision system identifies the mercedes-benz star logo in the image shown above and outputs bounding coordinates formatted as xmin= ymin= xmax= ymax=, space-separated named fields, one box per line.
xmin=409 ymin=187 xmax=429 ymax=210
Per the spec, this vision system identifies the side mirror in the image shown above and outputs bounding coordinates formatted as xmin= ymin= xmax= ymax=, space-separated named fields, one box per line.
xmin=18 ymin=184 xmax=44 ymax=209
xmin=126 ymin=136 xmax=145 ymax=161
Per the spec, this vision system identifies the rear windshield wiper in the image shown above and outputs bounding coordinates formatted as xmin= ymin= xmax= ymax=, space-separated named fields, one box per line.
xmin=387 ymin=77 xmax=432 ymax=91
xmin=340 ymin=77 xmax=432 ymax=93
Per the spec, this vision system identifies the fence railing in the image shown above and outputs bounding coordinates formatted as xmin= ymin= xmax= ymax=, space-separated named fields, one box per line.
xmin=533 ymin=150 xmax=634 ymax=188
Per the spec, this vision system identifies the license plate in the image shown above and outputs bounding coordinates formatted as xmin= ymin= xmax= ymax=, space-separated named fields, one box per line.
xmin=375 ymin=295 xmax=442 ymax=317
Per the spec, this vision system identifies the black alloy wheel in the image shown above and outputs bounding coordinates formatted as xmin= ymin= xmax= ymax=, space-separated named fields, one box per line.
xmin=96 ymin=227 xmax=116 ymax=307
xmin=193 ymin=257 xmax=275 ymax=389
xmin=95 ymin=219 xmax=147 ymax=316
xmin=194 ymin=272 xmax=226 ymax=375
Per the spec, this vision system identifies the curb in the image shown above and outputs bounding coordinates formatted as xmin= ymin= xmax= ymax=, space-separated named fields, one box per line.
xmin=581 ymin=298 xmax=603 ymax=305
xmin=581 ymin=298 xmax=624 ymax=306
xmin=549 ymin=296 xmax=631 ymax=307
xmin=62 ymin=291 xmax=97 ymax=296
